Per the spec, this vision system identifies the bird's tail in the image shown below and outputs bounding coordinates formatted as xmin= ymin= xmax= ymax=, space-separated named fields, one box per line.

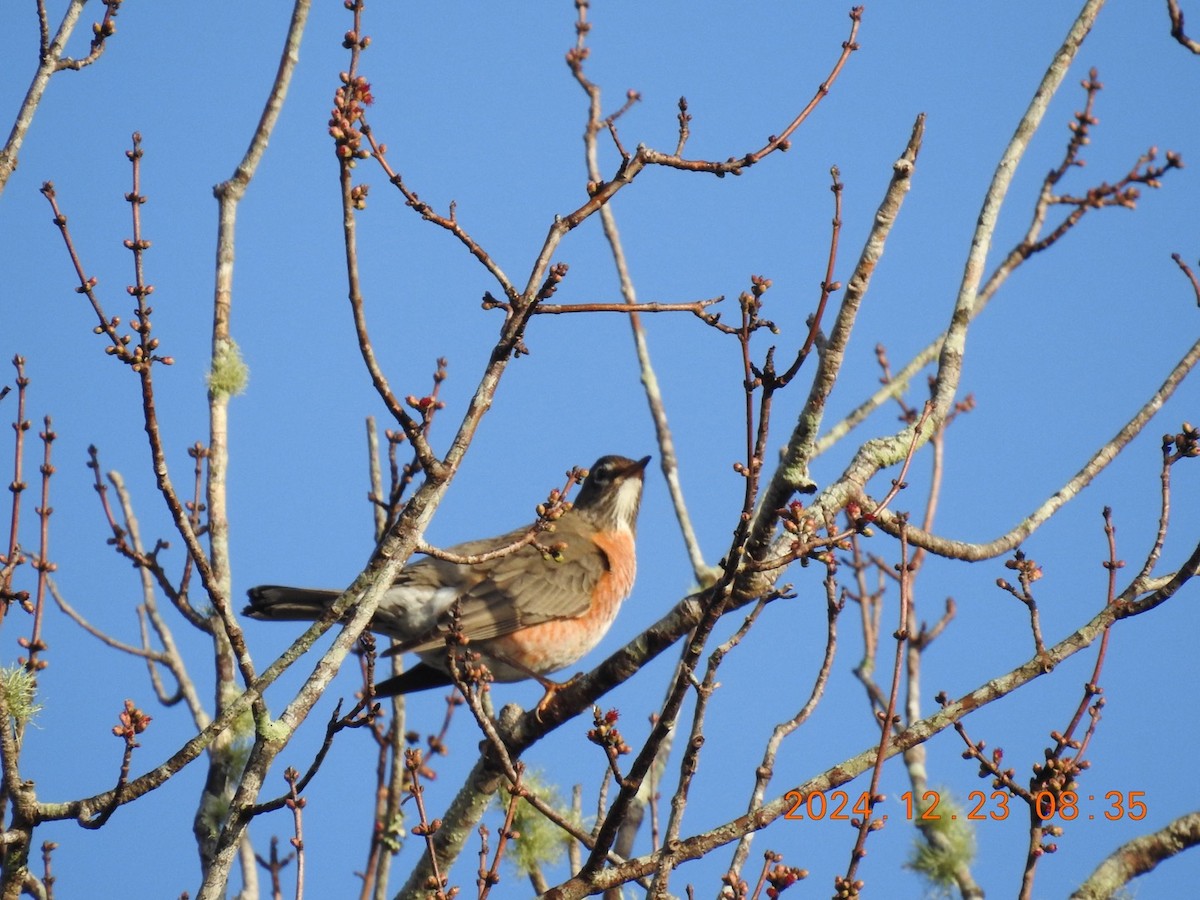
xmin=244 ymin=585 xmax=343 ymax=623
xmin=375 ymin=665 xmax=454 ymax=696
xmin=245 ymin=585 xmax=452 ymax=698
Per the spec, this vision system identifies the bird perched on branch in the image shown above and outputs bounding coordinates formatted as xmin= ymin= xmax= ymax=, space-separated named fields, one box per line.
xmin=245 ymin=454 xmax=650 ymax=705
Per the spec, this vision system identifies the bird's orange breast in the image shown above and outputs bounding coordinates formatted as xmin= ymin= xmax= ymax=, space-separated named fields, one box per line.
xmin=477 ymin=528 xmax=636 ymax=677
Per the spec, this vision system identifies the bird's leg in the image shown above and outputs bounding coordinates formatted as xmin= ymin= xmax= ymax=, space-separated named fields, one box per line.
xmin=478 ymin=648 xmax=582 ymax=721
xmin=531 ymin=672 xmax=585 ymax=721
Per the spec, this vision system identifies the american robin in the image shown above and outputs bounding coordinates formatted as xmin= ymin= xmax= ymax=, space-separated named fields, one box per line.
xmin=245 ymin=454 xmax=650 ymax=701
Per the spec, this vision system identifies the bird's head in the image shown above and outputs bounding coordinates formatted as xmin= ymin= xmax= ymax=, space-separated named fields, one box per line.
xmin=572 ymin=454 xmax=651 ymax=534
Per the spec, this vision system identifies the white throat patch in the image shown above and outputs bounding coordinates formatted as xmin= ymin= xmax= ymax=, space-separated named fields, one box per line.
xmin=611 ymin=476 xmax=643 ymax=533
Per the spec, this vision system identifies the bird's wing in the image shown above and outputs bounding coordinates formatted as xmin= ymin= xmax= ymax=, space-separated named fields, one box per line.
xmin=393 ymin=517 xmax=608 ymax=654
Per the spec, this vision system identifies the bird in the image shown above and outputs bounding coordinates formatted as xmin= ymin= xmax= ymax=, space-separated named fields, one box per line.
xmin=245 ymin=454 xmax=650 ymax=704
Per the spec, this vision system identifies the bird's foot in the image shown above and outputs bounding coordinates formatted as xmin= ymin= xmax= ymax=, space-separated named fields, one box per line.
xmin=533 ymin=672 xmax=582 ymax=722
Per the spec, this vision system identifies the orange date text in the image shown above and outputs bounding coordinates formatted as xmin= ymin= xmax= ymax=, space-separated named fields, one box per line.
xmin=784 ymin=789 xmax=1148 ymax=822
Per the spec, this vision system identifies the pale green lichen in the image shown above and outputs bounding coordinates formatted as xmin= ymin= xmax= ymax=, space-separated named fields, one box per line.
xmin=906 ymin=789 xmax=977 ymax=893
xmin=496 ymin=771 xmax=580 ymax=878
xmin=207 ymin=339 xmax=249 ymax=397
xmin=256 ymin=715 xmax=291 ymax=744
xmin=1 ymin=666 xmax=41 ymax=728
xmin=220 ymin=682 xmax=257 ymax=743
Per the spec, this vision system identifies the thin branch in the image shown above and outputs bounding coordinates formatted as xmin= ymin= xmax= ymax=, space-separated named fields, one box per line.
xmin=338 ymin=142 xmax=443 ymax=474
xmin=1167 ymin=0 xmax=1200 ymax=52
xmin=839 ymin=524 xmax=912 ymax=893
xmin=816 ymin=59 xmax=1181 ymax=459
xmin=413 ymin=466 xmax=581 ymax=565
xmin=519 ymin=2 xmax=861 ymax=315
xmin=650 ymin=592 xmax=776 ymax=893
xmin=588 ymin=8 xmax=862 ymax=177
xmin=1 ymin=1 xmax=102 ymax=194
xmin=1171 ymin=252 xmax=1200 ymax=304
xmin=871 ymin=333 xmax=1200 ymax=560
xmin=207 ymin=0 xmax=316 ymax=703
xmin=478 ymin=766 xmax=524 ymax=899
xmin=746 ymin=114 xmax=925 ymax=573
xmin=1071 ymin=810 xmax=1200 ymax=898
xmin=778 ymin=166 xmax=845 ymax=386
xmin=570 ymin=2 xmax=710 ymax=583
xmin=366 ymin=417 xmax=387 ymax=540
xmin=85 ymin=452 xmax=206 ymax=630
xmin=21 ymin=416 xmax=55 ymax=673
xmin=283 ymin=768 xmax=306 ymax=900
xmin=725 ymin=571 xmax=840 ymax=883
xmin=915 ymin=1 xmax=1109 ymax=505
xmin=47 ymin=578 xmax=166 ymax=661
xmin=107 ymin=469 xmax=210 ymax=727
xmin=362 ymin=137 xmax=519 ymax=303
xmin=54 ymin=0 xmax=122 ymax=71
xmin=0 ymin=357 xmax=31 ymax=621
xmin=528 ymin=299 xmax=721 ymax=317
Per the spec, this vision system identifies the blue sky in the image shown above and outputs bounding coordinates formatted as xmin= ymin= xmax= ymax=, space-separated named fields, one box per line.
xmin=2 ymin=2 xmax=1198 ymax=897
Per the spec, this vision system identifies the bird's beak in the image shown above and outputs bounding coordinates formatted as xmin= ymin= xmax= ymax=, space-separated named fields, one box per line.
xmin=627 ymin=455 xmax=652 ymax=477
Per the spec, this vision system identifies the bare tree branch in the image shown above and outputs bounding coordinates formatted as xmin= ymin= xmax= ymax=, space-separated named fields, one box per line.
xmin=1071 ymin=810 xmax=1200 ymax=899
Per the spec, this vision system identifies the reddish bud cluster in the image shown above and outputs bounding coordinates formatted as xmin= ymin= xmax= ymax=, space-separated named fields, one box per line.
xmin=750 ymin=274 xmax=772 ymax=297
xmin=458 ymin=652 xmax=493 ymax=689
xmin=330 ymin=73 xmax=374 ymax=163
xmin=1031 ymin=753 xmax=1084 ymax=807
xmin=537 ymin=262 xmax=570 ymax=301
xmin=1166 ymin=421 xmax=1199 ymax=460
xmin=565 ymin=46 xmax=590 ymax=72
xmin=92 ymin=12 xmax=118 ymax=39
xmin=405 ymin=394 xmax=445 ymax=418
xmin=961 ymin=738 xmax=1016 ymax=789
xmin=342 ymin=28 xmax=371 ymax=51
xmin=765 ymin=861 xmax=808 ymax=898
xmin=112 ymin=699 xmax=151 ymax=742
xmin=586 ymin=706 xmax=630 ymax=755
xmin=832 ymin=873 xmax=864 ymax=899
xmin=779 ymin=500 xmax=814 ymax=539
xmin=1004 ymin=550 xmax=1043 ymax=585
xmin=17 ymin=636 xmax=49 ymax=671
